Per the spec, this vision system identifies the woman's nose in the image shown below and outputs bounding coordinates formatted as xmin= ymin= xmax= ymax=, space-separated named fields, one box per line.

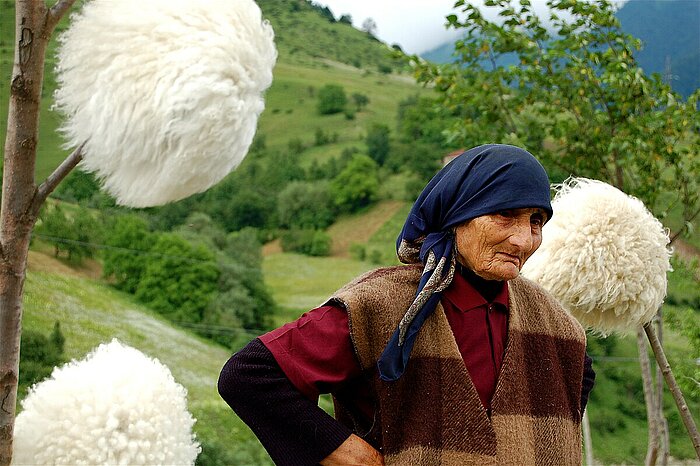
xmin=509 ymin=221 xmax=533 ymax=251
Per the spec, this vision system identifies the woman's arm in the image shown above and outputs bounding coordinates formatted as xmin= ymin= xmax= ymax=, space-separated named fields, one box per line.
xmin=218 ymin=338 xmax=354 ymax=465
xmin=581 ymin=352 xmax=596 ymax=413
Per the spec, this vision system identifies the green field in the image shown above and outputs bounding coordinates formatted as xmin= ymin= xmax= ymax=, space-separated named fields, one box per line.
xmin=21 ymin=266 xmax=273 ymax=465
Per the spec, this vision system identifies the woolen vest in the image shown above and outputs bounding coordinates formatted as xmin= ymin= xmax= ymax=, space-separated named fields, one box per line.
xmin=328 ymin=264 xmax=586 ymax=465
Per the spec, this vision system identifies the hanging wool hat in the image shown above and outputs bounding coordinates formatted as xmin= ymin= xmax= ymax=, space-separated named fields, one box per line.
xmin=13 ymin=339 xmax=200 ymax=465
xmin=521 ymin=177 xmax=672 ymax=334
xmin=53 ymin=0 xmax=277 ymax=207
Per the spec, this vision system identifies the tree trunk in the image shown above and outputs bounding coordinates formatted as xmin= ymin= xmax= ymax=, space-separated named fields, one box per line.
xmin=638 ymin=328 xmax=660 ymax=466
xmin=644 ymin=323 xmax=700 ymax=460
xmin=0 ymin=2 xmax=77 ymax=464
xmin=582 ymin=409 xmax=595 ymax=465
xmin=654 ymin=311 xmax=670 ymax=465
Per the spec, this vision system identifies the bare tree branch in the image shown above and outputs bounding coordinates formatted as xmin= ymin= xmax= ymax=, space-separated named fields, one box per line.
xmin=47 ymin=0 xmax=78 ymax=32
xmin=30 ymin=143 xmax=84 ymax=217
xmin=670 ymin=206 xmax=700 ymax=245
xmin=644 ymin=323 xmax=700 ymax=460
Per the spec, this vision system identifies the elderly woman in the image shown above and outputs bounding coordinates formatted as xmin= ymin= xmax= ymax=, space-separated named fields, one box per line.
xmin=218 ymin=144 xmax=595 ymax=465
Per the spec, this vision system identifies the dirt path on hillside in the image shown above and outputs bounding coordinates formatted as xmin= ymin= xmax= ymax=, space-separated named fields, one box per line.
xmin=263 ymin=200 xmax=405 ymax=258
xmin=27 ymin=250 xmax=102 ymax=280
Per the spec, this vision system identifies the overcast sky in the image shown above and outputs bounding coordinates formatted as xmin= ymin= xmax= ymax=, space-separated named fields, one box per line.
xmin=319 ymin=0 xmax=462 ymax=54
xmin=319 ymin=1 xmax=629 ymax=55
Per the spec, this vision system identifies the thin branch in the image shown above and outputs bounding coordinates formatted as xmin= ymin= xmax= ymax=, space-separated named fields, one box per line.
xmin=47 ymin=0 xmax=78 ymax=32
xmin=30 ymin=142 xmax=84 ymax=217
xmin=669 ymin=205 xmax=700 ymax=245
xmin=644 ymin=323 xmax=700 ymax=460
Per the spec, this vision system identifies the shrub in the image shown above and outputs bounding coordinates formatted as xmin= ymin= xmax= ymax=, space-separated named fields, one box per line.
xmin=317 ymin=84 xmax=347 ymax=115
xmin=277 ymin=181 xmax=336 ymax=230
xmin=280 ymin=229 xmax=332 ymax=256
xmin=330 ymin=155 xmax=380 ymax=213
xmin=349 ymin=243 xmax=366 ymax=261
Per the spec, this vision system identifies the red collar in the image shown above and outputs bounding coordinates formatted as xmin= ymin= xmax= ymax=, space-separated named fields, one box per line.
xmin=442 ymin=271 xmax=509 ymax=313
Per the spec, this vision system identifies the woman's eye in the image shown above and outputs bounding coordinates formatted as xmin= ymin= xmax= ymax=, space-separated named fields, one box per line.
xmin=497 ymin=210 xmax=515 ymax=218
xmin=531 ymin=214 xmax=544 ymax=226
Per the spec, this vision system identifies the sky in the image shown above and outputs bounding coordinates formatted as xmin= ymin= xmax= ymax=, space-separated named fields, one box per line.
xmin=318 ymin=0 xmax=629 ymax=55
xmin=319 ymin=0 xmax=462 ymax=54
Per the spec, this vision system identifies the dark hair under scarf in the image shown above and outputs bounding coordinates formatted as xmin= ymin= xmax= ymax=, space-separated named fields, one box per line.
xmin=377 ymin=144 xmax=554 ymax=381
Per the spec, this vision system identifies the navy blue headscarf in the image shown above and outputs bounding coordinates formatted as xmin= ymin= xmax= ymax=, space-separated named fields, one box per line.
xmin=377 ymin=144 xmax=553 ymax=381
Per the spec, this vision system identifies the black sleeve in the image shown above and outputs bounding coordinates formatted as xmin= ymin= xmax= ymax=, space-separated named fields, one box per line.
xmin=218 ymin=338 xmax=353 ymax=466
xmin=581 ymin=352 xmax=596 ymax=413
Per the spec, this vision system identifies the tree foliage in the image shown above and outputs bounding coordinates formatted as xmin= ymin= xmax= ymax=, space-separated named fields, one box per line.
xmin=411 ymin=0 xmax=699 ymax=230
xmin=277 ymin=181 xmax=336 ymax=230
xmin=366 ymin=123 xmax=391 ymax=166
xmin=35 ymin=204 xmax=102 ymax=262
xmin=135 ymin=233 xmax=220 ymax=323
xmin=19 ymin=322 xmax=65 ymax=395
xmin=352 ymin=92 xmax=370 ymax=111
xmin=317 ymin=84 xmax=348 ymax=115
xmin=330 ymin=154 xmax=380 ymax=213
xmin=280 ymin=228 xmax=332 ymax=256
xmin=102 ymin=214 xmax=156 ymax=294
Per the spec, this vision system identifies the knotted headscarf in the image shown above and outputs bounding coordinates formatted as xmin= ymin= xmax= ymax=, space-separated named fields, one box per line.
xmin=377 ymin=144 xmax=553 ymax=381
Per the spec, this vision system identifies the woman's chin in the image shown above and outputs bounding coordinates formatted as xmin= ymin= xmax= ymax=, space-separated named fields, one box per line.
xmin=475 ymin=264 xmax=520 ymax=281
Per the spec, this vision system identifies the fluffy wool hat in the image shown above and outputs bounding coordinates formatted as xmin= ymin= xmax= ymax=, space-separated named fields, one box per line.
xmin=53 ymin=0 xmax=277 ymax=207
xmin=521 ymin=178 xmax=672 ymax=334
xmin=13 ymin=340 xmax=200 ymax=465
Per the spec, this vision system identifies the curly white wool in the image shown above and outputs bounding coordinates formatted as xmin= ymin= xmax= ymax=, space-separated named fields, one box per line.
xmin=521 ymin=178 xmax=671 ymax=334
xmin=53 ymin=0 xmax=276 ymax=207
xmin=12 ymin=340 xmax=200 ymax=465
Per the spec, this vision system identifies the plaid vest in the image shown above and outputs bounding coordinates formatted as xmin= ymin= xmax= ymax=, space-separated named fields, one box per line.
xmin=330 ymin=265 xmax=586 ymax=465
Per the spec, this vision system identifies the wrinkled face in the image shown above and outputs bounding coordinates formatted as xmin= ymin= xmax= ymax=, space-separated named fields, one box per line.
xmin=455 ymin=208 xmax=547 ymax=281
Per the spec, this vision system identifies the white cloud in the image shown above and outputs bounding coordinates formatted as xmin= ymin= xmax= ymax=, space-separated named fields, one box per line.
xmin=318 ymin=0 xmax=631 ymax=54
xmin=320 ymin=0 xmax=461 ymax=54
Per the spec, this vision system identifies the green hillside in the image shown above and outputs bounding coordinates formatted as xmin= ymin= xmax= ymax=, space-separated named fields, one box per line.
xmin=22 ymin=255 xmax=273 ymax=465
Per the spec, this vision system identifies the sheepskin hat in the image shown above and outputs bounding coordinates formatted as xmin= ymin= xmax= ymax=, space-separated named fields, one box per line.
xmin=13 ymin=340 xmax=200 ymax=465
xmin=53 ymin=0 xmax=277 ymax=207
xmin=521 ymin=177 xmax=672 ymax=334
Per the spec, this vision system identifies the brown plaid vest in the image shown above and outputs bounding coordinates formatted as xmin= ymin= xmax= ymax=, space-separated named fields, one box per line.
xmin=329 ymin=264 xmax=586 ymax=465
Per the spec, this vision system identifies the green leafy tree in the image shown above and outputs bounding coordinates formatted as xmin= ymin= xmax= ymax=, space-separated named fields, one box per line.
xmin=102 ymin=214 xmax=156 ymax=294
xmin=352 ymin=92 xmax=370 ymax=111
xmin=330 ymin=154 xmax=380 ymax=213
xmin=36 ymin=205 xmax=71 ymax=258
xmin=411 ymin=0 xmax=699 ymax=229
xmin=35 ymin=204 xmax=102 ymax=262
xmin=317 ymin=84 xmax=348 ymax=115
xmin=18 ymin=322 xmax=65 ymax=395
xmin=277 ymin=181 xmax=336 ymax=229
xmin=366 ymin=123 xmax=391 ymax=166
xmin=135 ymin=233 xmax=219 ymax=323
xmin=53 ymin=169 xmax=100 ymax=203
xmin=176 ymin=212 xmax=228 ymax=251
xmin=279 ymin=228 xmax=332 ymax=256
xmin=397 ymin=94 xmax=452 ymax=146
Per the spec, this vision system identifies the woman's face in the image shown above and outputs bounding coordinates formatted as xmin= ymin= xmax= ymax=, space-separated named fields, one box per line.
xmin=455 ymin=208 xmax=547 ymax=281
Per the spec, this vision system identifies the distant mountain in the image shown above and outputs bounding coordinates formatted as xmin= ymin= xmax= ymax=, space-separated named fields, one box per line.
xmin=617 ymin=0 xmax=699 ymax=97
xmin=421 ymin=0 xmax=699 ymax=97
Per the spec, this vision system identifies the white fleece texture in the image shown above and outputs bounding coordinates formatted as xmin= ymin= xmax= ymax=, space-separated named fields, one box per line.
xmin=53 ymin=0 xmax=277 ymax=207
xmin=521 ymin=178 xmax=671 ymax=334
xmin=13 ymin=340 xmax=200 ymax=465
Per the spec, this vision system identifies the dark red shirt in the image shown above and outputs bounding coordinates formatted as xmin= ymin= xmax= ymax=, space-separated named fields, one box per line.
xmin=260 ymin=270 xmax=509 ymax=411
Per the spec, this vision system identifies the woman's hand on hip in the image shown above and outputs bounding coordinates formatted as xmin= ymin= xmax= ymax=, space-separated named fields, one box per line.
xmin=320 ymin=434 xmax=384 ymax=466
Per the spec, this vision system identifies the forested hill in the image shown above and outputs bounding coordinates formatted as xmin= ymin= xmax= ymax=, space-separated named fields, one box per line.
xmin=257 ymin=0 xmax=403 ymax=72
xmin=616 ymin=0 xmax=700 ymax=98
xmin=421 ymin=0 xmax=700 ymax=97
